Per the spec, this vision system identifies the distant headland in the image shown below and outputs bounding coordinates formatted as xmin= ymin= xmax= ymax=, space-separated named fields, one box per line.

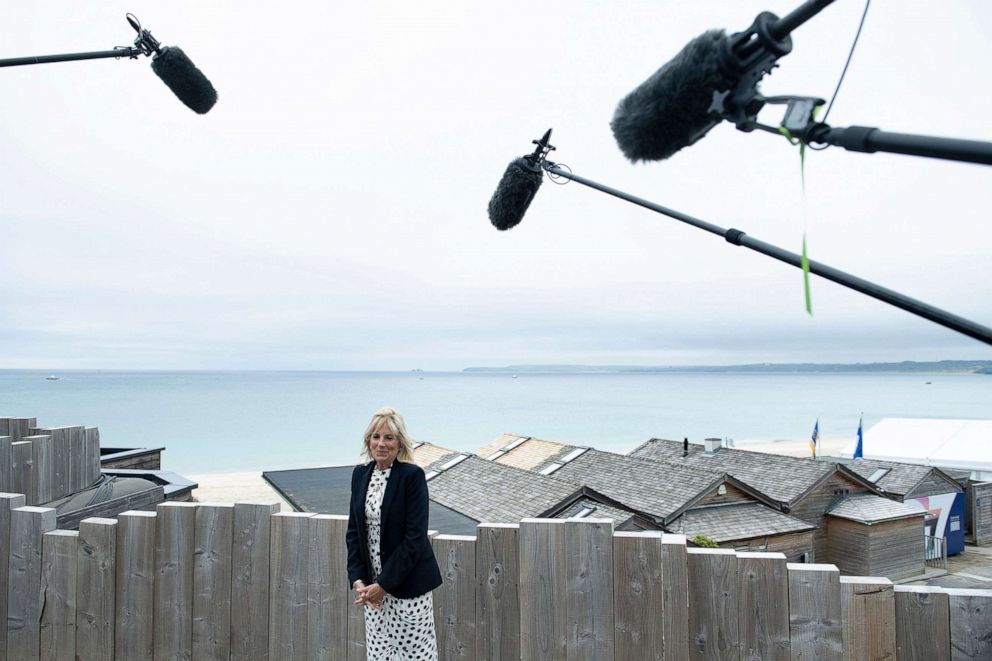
xmin=464 ymin=360 xmax=992 ymax=375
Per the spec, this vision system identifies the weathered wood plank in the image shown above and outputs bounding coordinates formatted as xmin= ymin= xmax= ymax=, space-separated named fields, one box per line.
xmin=840 ymin=576 xmax=896 ymax=661
xmin=10 ymin=441 xmax=35 ymax=504
xmin=30 ymin=427 xmax=79 ymax=501
xmin=477 ymin=523 xmax=520 ymax=661
xmin=57 ymin=426 xmax=87 ymax=494
xmin=83 ymin=427 xmax=102 ymax=489
xmin=0 ymin=437 xmax=12 ymax=492
xmin=661 ymin=533 xmax=690 ymax=661
xmin=737 ymin=552 xmax=790 ymax=661
xmin=7 ymin=506 xmax=58 ymax=660
xmin=306 ymin=514 xmax=350 ymax=661
xmin=23 ymin=434 xmax=55 ymax=504
xmin=945 ymin=587 xmax=992 ymax=660
xmin=433 ymin=533 xmax=477 ymax=659
xmin=193 ymin=503 xmax=235 ymax=661
xmin=347 ymin=590 xmax=367 ymax=661
xmin=565 ymin=518 xmax=613 ymax=661
xmin=894 ymin=585 xmax=950 ymax=661
xmin=687 ymin=547 xmax=739 ymax=661
xmin=787 ymin=563 xmax=842 ymax=661
xmin=614 ymin=531 xmax=664 ymax=661
xmin=116 ymin=511 xmax=157 ymax=661
xmin=520 ymin=518 xmax=567 ymax=661
xmin=40 ymin=529 xmax=78 ymax=661
xmin=76 ymin=517 xmax=118 ymax=661
xmin=0 ymin=493 xmax=27 ymax=661
xmin=269 ymin=512 xmax=314 ymax=660
xmin=155 ymin=501 xmax=198 ymax=661
xmin=231 ymin=501 xmax=280 ymax=661
xmin=1 ymin=417 xmax=37 ymax=441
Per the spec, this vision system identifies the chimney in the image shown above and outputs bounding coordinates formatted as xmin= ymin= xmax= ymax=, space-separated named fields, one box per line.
xmin=703 ymin=437 xmax=721 ymax=457
xmin=682 ymin=437 xmax=689 ymax=458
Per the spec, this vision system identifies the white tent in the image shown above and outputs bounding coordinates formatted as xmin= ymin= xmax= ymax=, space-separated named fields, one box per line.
xmin=846 ymin=418 xmax=992 ymax=480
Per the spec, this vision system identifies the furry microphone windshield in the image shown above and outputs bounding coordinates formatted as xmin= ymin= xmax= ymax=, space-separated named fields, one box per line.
xmin=151 ymin=47 xmax=218 ymax=114
xmin=487 ymin=157 xmax=544 ymax=231
xmin=610 ymin=30 xmax=726 ymax=162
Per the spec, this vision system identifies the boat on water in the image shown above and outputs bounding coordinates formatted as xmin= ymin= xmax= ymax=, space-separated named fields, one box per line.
xmin=45 ymin=375 xmax=60 ymax=380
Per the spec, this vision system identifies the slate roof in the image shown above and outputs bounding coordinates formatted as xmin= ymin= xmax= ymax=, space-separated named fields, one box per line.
xmin=826 ymin=493 xmax=926 ymax=524
xmin=549 ymin=449 xmax=726 ymax=522
xmin=667 ymin=502 xmax=814 ymax=543
xmin=630 ymin=438 xmax=838 ymax=504
xmin=427 ymin=456 xmax=581 ymax=524
xmin=845 ymin=458 xmax=963 ymax=497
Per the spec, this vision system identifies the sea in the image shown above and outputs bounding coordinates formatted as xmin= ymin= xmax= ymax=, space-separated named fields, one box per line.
xmin=1 ymin=369 xmax=989 ymax=475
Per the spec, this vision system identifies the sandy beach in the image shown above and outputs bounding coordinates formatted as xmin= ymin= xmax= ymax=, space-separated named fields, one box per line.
xmin=187 ymin=471 xmax=294 ymax=508
xmin=740 ymin=436 xmax=853 ymax=459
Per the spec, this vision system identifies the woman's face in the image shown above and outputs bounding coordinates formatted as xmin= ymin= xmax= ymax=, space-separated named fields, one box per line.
xmin=369 ymin=423 xmax=400 ymax=468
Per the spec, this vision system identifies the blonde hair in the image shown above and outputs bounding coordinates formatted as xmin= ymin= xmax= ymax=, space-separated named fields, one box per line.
xmin=361 ymin=406 xmax=415 ymax=463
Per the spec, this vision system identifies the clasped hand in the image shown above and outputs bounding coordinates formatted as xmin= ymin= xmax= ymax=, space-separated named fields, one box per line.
xmin=353 ymin=580 xmax=385 ymax=608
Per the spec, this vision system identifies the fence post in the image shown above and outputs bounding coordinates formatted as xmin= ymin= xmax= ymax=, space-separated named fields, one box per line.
xmin=193 ymin=503 xmax=235 ymax=661
xmin=23 ymin=435 xmax=55 ymax=505
xmin=0 ymin=492 xmax=27 ymax=660
xmin=893 ymin=585 xmax=949 ymax=661
xmin=231 ymin=501 xmax=281 ymax=661
xmin=40 ymin=530 xmax=78 ymax=661
xmin=307 ymin=514 xmax=349 ymax=661
xmin=564 ymin=518 xmax=613 ymax=661
xmin=737 ymin=551 xmax=790 ymax=661
xmin=519 ymin=518 xmax=567 ymax=661
xmin=660 ymin=533 xmax=689 ymax=661
xmin=116 ymin=510 xmax=157 ymax=661
xmin=787 ymin=563 xmax=842 ymax=661
xmin=613 ymin=530 xmax=664 ymax=661
xmin=7 ymin=506 xmax=58 ymax=659
xmin=840 ymin=576 xmax=895 ymax=661
xmin=945 ymin=587 xmax=992 ymax=660
xmin=477 ymin=522 xmax=520 ymax=661
xmin=433 ymin=533 xmax=478 ymax=659
xmin=76 ymin=517 xmax=117 ymax=661
xmin=155 ymin=501 xmax=198 ymax=660
xmin=269 ymin=511 xmax=314 ymax=660
xmin=687 ymin=547 xmax=739 ymax=661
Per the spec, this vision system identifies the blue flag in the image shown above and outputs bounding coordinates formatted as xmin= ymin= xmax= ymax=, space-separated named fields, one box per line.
xmin=809 ymin=418 xmax=819 ymax=460
xmin=853 ymin=415 xmax=864 ymax=459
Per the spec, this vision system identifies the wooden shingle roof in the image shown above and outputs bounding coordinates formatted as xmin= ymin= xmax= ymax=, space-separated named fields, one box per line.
xmin=427 ymin=456 xmax=581 ymax=524
xmin=845 ymin=458 xmax=963 ymax=497
xmin=668 ymin=502 xmax=814 ymax=543
xmin=630 ymin=438 xmax=840 ymax=504
xmin=826 ymin=493 xmax=926 ymax=525
xmin=549 ymin=449 xmax=727 ymax=522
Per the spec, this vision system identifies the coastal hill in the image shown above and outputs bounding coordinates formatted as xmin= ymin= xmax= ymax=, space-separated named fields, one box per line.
xmin=465 ymin=360 xmax=992 ymax=374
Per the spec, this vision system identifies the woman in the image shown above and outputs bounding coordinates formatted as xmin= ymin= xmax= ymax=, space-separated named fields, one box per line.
xmin=346 ymin=407 xmax=442 ymax=660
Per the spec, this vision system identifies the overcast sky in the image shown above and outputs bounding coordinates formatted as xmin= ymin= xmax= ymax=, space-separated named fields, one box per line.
xmin=2 ymin=1 xmax=990 ymax=370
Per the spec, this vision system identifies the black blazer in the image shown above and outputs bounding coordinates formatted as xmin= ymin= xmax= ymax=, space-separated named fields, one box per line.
xmin=346 ymin=460 xmax=443 ymax=599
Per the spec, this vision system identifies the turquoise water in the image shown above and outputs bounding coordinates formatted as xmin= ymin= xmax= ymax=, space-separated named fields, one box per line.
xmin=1 ymin=370 xmax=989 ymax=474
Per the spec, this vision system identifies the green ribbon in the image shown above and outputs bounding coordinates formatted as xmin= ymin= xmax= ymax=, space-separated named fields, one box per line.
xmin=779 ymin=127 xmax=813 ymax=315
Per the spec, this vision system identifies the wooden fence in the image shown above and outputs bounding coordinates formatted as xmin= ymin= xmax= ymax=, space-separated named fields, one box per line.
xmin=3 ymin=494 xmax=992 ymax=661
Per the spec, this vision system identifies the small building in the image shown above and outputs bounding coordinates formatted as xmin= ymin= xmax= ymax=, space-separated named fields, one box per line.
xmin=846 ymin=458 xmax=965 ymax=555
xmin=477 ymin=436 xmax=816 ymax=560
xmin=630 ymin=437 xmax=889 ymax=562
xmin=825 ymin=493 xmax=926 ymax=580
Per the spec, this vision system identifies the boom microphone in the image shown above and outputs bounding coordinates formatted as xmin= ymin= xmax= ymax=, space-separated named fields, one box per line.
xmin=487 ymin=129 xmax=553 ymax=231
xmin=150 ymin=47 xmax=217 ymax=114
xmin=611 ymin=0 xmax=835 ymax=161
xmin=129 ymin=15 xmax=217 ymax=114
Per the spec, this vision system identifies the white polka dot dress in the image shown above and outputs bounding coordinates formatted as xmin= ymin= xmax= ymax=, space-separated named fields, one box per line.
xmin=364 ymin=466 xmax=438 ymax=661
